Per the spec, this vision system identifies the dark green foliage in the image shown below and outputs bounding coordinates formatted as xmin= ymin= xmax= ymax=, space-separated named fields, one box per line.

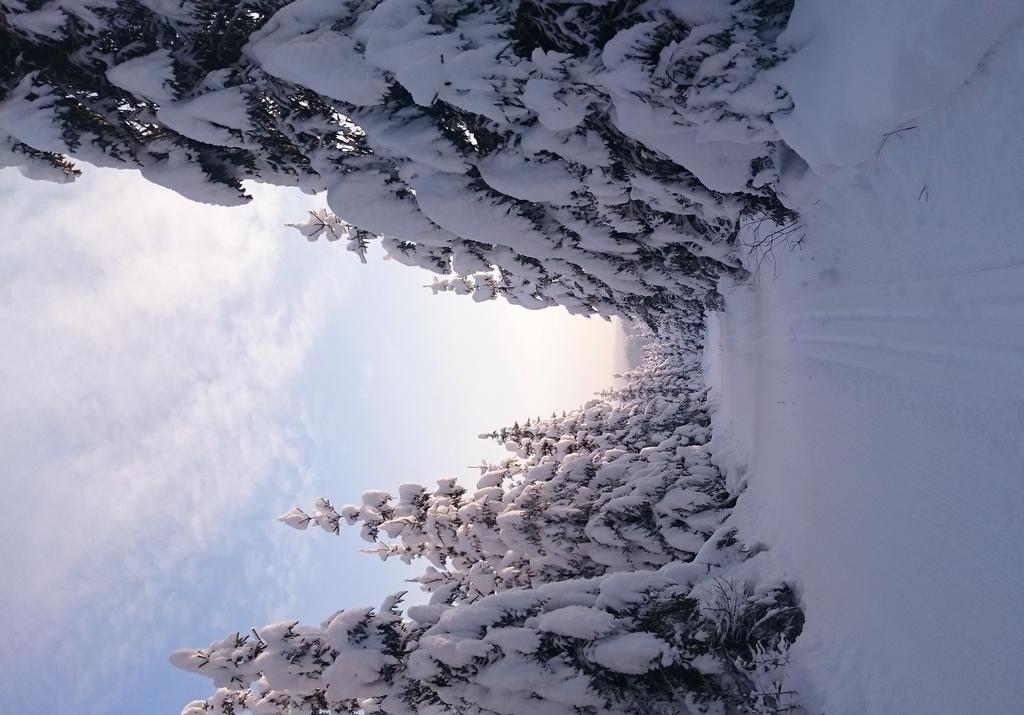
xmin=181 ymin=2 xmax=290 ymax=81
xmin=511 ymin=0 xmax=646 ymax=58
xmin=6 ymin=137 xmax=79 ymax=178
xmin=753 ymin=0 xmax=797 ymax=34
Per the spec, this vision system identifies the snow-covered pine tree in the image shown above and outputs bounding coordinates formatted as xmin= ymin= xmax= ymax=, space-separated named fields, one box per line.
xmin=175 ymin=569 xmax=802 ymax=714
xmin=1 ymin=0 xmax=797 ymax=323
xmin=0 ymin=1 xmax=324 ymax=201
xmin=172 ymin=592 xmax=418 ymax=714
xmin=282 ymin=321 xmax=731 ymax=606
xmin=175 ymin=322 xmax=804 ymax=713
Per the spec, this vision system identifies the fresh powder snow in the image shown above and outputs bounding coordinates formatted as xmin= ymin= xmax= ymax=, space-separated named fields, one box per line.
xmin=706 ymin=2 xmax=1024 ymax=713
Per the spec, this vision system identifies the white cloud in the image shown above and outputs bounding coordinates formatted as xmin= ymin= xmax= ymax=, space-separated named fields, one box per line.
xmin=0 ymin=168 xmax=352 ymax=712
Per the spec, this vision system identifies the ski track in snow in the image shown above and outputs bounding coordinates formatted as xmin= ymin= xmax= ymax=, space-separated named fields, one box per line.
xmin=707 ymin=15 xmax=1024 ymax=715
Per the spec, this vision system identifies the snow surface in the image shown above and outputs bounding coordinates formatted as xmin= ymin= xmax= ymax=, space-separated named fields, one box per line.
xmin=534 ymin=606 xmax=616 ymax=640
xmin=706 ymin=4 xmax=1024 ymax=713
xmin=106 ymin=50 xmax=176 ymax=103
xmin=586 ymin=632 xmax=670 ymax=675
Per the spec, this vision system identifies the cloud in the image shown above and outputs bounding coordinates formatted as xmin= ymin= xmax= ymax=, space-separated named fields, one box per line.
xmin=0 ymin=168 xmax=352 ymax=713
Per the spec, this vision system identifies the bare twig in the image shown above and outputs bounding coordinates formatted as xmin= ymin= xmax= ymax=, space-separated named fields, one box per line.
xmin=875 ymin=125 xmax=918 ymax=164
xmin=736 ymin=211 xmax=805 ymax=286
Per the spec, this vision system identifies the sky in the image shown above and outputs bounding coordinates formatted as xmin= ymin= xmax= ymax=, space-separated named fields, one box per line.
xmin=0 ymin=167 xmax=625 ymax=714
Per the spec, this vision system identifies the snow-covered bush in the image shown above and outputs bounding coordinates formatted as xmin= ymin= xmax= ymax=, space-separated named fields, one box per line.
xmin=174 ymin=325 xmax=804 ymax=713
xmin=1 ymin=0 xmax=797 ymax=322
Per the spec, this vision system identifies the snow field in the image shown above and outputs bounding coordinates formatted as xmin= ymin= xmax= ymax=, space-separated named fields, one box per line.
xmin=707 ymin=4 xmax=1024 ymax=712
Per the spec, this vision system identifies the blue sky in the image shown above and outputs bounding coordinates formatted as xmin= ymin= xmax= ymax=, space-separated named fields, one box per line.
xmin=0 ymin=167 xmax=623 ymax=714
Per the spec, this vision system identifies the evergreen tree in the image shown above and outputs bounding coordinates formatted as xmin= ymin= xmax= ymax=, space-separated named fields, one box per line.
xmin=1 ymin=0 xmax=797 ymax=322
xmin=0 ymin=0 xmax=322 ymax=202
xmin=282 ymin=320 xmax=731 ymax=606
xmin=175 ymin=323 xmax=805 ymax=713
xmin=178 ymin=530 xmax=803 ymax=714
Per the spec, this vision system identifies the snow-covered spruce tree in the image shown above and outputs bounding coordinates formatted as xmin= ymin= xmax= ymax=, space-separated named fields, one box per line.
xmin=283 ymin=321 xmax=730 ymax=606
xmin=0 ymin=1 xmax=322 ymax=198
xmin=176 ymin=326 xmax=804 ymax=713
xmin=177 ymin=569 xmax=801 ymax=714
xmin=300 ymin=319 xmax=727 ymax=583
xmin=2 ymin=0 xmax=796 ymax=322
